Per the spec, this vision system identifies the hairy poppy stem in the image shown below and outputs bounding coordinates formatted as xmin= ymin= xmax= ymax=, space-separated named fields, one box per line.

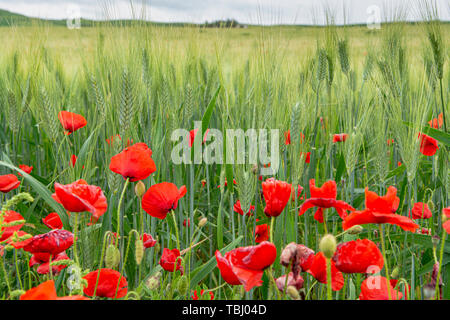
xmin=378 ymin=225 xmax=392 ymax=300
xmin=268 ymin=217 xmax=280 ymax=300
xmin=435 ymin=230 xmax=446 ymax=300
xmin=116 ymin=178 xmax=130 ymax=249
xmin=326 ymin=257 xmax=332 ymax=300
xmin=171 ymin=210 xmax=181 ymax=250
xmin=73 ymin=214 xmax=79 ymax=265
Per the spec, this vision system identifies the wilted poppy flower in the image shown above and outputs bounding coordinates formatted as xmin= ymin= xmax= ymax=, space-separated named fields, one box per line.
xmin=410 ymin=202 xmax=432 ymax=219
xmin=299 ymin=179 xmax=354 ymax=223
xmin=428 ymin=113 xmax=443 ymax=129
xmin=254 ymin=224 xmax=270 ymax=243
xmin=332 ymin=239 xmax=383 ymax=274
xmin=0 ymin=210 xmax=25 ymax=241
xmin=83 ymin=268 xmax=128 ymax=299
xmin=332 ymin=133 xmax=348 ymax=143
xmin=233 ymin=200 xmax=255 ymax=216
xmin=343 ymin=187 xmax=419 ymax=232
xmin=359 ymin=276 xmax=403 ymax=300
xmin=142 ymin=182 xmax=187 ymax=219
xmin=58 ymin=111 xmax=87 ymax=135
xmin=52 ymin=179 xmax=107 ymax=219
xmin=24 ymin=229 xmax=74 ymax=256
xmin=262 ymin=178 xmax=292 ymax=218
xmin=192 ymin=289 xmax=214 ymax=300
xmin=20 ymin=280 xmax=89 ymax=300
xmin=188 ymin=128 xmax=210 ymax=147
xmin=280 ymin=243 xmax=315 ymax=279
xmin=141 ymin=233 xmax=157 ymax=249
xmin=109 ymin=143 xmax=156 ymax=182
xmin=42 ymin=212 xmax=63 ymax=230
xmin=215 ymin=241 xmax=277 ymax=291
xmin=276 ymin=272 xmax=304 ymax=292
xmin=0 ymin=174 xmax=20 ymax=193
xmin=418 ymin=133 xmax=439 ymax=156
xmin=18 ymin=164 xmax=33 ymax=176
xmin=159 ymin=248 xmax=183 ymax=274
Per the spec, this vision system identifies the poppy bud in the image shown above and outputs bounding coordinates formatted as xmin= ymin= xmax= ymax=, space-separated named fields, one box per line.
xmin=346 ymin=225 xmax=363 ymax=235
xmin=177 ymin=275 xmax=188 ymax=295
xmin=146 ymin=274 xmax=161 ymax=291
xmin=286 ymin=286 xmax=300 ymax=300
xmin=319 ymin=234 xmax=336 ymax=259
xmin=135 ymin=239 xmax=144 ymax=265
xmin=105 ymin=244 xmax=120 ymax=269
xmin=391 ymin=267 xmax=400 ymax=279
xmin=135 ymin=181 xmax=146 ymax=198
xmin=427 ymin=199 xmax=434 ymax=211
xmin=198 ymin=217 xmax=208 ymax=228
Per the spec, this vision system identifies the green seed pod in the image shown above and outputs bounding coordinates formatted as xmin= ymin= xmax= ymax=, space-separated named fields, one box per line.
xmin=427 ymin=199 xmax=435 ymax=211
xmin=11 ymin=289 xmax=26 ymax=299
xmin=347 ymin=225 xmax=363 ymax=235
xmin=286 ymin=286 xmax=300 ymax=300
xmin=105 ymin=244 xmax=120 ymax=269
xmin=177 ymin=275 xmax=188 ymax=296
xmin=135 ymin=239 xmax=144 ymax=265
xmin=135 ymin=181 xmax=146 ymax=198
xmin=319 ymin=234 xmax=337 ymax=259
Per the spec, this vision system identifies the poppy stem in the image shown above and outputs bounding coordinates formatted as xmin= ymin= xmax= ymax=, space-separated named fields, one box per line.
xmin=14 ymin=249 xmax=23 ymax=290
xmin=116 ymin=178 xmax=130 ymax=248
xmin=378 ymin=225 xmax=392 ymax=300
xmin=73 ymin=214 xmax=79 ymax=265
xmin=434 ymin=230 xmax=446 ymax=300
xmin=326 ymin=257 xmax=332 ymax=300
xmin=171 ymin=210 xmax=181 ymax=250
xmin=268 ymin=217 xmax=280 ymax=300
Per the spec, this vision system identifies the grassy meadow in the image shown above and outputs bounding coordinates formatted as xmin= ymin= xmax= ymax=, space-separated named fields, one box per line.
xmin=0 ymin=15 xmax=449 ymax=301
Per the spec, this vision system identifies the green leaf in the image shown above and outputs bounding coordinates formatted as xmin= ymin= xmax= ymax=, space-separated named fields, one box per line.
xmin=189 ymin=235 xmax=243 ymax=289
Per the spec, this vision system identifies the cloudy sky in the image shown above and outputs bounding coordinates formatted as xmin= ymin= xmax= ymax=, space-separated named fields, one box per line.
xmin=0 ymin=0 xmax=448 ymax=25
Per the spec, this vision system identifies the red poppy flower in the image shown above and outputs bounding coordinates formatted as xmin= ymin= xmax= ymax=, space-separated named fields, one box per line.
xmin=141 ymin=233 xmax=157 ymax=249
xmin=304 ymin=252 xmax=344 ymax=291
xmin=390 ymin=279 xmax=410 ymax=300
xmin=0 ymin=210 xmax=25 ymax=241
xmin=302 ymin=152 xmax=311 ymax=163
xmin=262 ymin=178 xmax=292 ymax=218
xmin=18 ymin=164 xmax=33 ymax=176
xmin=428 ymin=113 xmax=443 ymax=129
xmin=83 ymin=268 xmax=128 ymax=299
xmin=42 ymin=212 xmax=63 ymax=230
xmin=233 ymin=200 xmax=255 ymax=216
xmin=58 ymin=111 xmax=87 ymax=135
xmin=188 ymin=128 xmax=210 ymax=147
xmin=418 ymin=133 xmax=439 ymax=156
xmin=284 ymin=131 xmax=304 ymax=145
xmin=276 ymin=272 xmax=304 ymax=291
xmin=299 ymin=179 xmax=354 ymax=223
xmin=192 ymin=289 xmax=215 ymax=300
xmin=141 ymin=182 xmax=187 ymax=219
xmin=359 ymin=276 xmax=403 ymax=300
xmin=183 ymin=219 xmax=190 ymax=227
xmin=332 ymin=133 xmax=348 ymax=143
xmin=70 ymin=155 xmax=84 ymax=168
xmin=443 ymin=207 xmax=450 ymax=234
xmin=52 ymin=179 xmax=107 ymax=219
xmin=332 ymin=239 xmax=384 ymax=274
xmin=417 ymin=227 xmax=431 ymax=235
xmin=410 ymin=202 xmax=432 ymax=219
xmin=217 ymin=179 xmax=237 ymax=188
xmin=21 ymin=280 xmax=88 ymax=300
xmin=4 ymin=231 xmax=32 ymax=249
xmin=387 ymin=139 xmax=394 ymax=146
xmin=24 ymin=229 xmax=74 ymax=256
xmin=343 ymin=187 xmax=419 ymax=232
xmin=109 ymin=143 xmax=156 ymax=182
xmin=254 ymin=224 xmax=270 ymax=243
xmin=159 ymin=248 xmax=183 ymax=274
xmin=0 ymin=174 xmax=20 ymax=193
xmin=291 ymin=185 xmax=304 ymax=202
xmin=106 ymin=134 xmax=121 ymax=146
xmin=215 ymin=241 xmax=277 ymax=292
xmin=35 ymin=252 xmax=70 ymax=275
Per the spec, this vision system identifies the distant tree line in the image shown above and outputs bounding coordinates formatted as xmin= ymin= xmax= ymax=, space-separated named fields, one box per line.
xmin=203 ymin=19 xmax=246 ymax=28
